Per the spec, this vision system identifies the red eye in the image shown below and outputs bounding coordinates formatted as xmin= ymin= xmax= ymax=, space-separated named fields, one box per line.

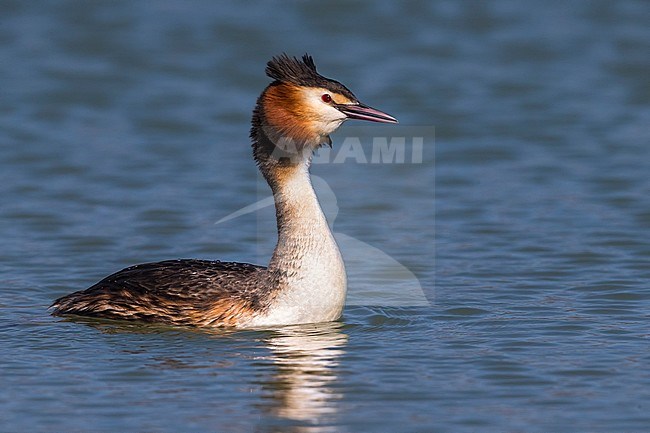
xmin=321 ymin=94 xmax=332 ymax=103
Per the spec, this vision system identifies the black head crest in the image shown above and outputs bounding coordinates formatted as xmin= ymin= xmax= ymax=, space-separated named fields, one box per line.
xmin=265 ymin=53 xmax=357 ymax=100
xmin=266 ymin=53 xmax=321 ymax=86
xmin=266 ymin=53 xmax=357 ymax=101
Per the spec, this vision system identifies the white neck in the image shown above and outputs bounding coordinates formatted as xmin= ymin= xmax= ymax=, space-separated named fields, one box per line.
xmin=251 ymin=161 xmax=347 ymax=326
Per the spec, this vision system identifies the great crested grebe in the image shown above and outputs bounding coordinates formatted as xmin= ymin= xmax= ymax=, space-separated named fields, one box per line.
xmin=50 ymin=54 xmax=397 ymax=328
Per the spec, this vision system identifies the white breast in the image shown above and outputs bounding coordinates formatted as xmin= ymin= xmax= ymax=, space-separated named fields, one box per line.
xmin=246 ymin=165 xmax=347 ymax=327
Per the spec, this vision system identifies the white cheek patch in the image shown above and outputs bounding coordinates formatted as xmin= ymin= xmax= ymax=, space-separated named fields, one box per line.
xmin=301 ymin=88 xmax=347 ymax=126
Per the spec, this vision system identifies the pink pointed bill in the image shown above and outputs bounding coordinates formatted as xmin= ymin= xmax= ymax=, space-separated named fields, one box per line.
xmin=336 ymin=103 xmax=398 ymax=124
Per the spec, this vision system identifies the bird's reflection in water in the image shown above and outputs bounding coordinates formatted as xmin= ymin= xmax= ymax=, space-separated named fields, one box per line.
xmin=58 ymin=315 xmax=348 ymax=431
xmin=257 ymin=321 xmax=348 ymax=431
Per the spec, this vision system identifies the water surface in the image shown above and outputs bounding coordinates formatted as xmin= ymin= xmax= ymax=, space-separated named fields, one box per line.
xmin=1 ymin=1 xmax=650 ymax=432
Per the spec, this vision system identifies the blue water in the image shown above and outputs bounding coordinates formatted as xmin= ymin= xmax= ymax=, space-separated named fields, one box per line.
xmin=2 ymin=1 xmax=650 ymax=432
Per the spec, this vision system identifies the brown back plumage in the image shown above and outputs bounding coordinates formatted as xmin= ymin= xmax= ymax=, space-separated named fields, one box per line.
xmin=51 ymin=260 xmax=268 ymax=327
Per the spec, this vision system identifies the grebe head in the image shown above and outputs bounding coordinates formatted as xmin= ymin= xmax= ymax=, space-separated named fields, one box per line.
xmin=251 ymin=54 xmax=397 ymax=167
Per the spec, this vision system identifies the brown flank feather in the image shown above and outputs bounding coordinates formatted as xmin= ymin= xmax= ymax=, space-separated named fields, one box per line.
xmin=51 ymin=260 xmax=267 ymax=327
